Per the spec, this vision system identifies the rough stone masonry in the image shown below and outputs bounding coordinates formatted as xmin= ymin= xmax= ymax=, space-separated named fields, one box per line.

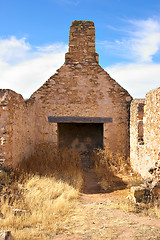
xmin=0 ymin=20 xmax=160 ymax=180
xmin=0 ymin=20 xmax=132 ymax=169
xmin=130 ymin=87 xmax=160 ymax=178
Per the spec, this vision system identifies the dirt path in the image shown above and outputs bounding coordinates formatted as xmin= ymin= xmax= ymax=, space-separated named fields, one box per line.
xmin=82 ymin=170 xmax=105 ymax=194
xmin=52 ymin=190 xmax=160 ymax=240
xmin=48 ymin=169 xmax=160 ymax=240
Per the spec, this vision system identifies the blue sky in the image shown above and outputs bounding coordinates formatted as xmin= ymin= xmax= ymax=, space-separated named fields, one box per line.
xmin=0 ymin=0 xmax=160 ymax=98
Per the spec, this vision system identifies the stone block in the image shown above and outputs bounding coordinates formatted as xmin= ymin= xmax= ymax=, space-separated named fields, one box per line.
xmin=0 ymin=231 xmax=13 ymax=240
xmin=131 ymin=186 xmax=151 ymax=203
xmin=152 ymin=184 xmax=160 ymax=202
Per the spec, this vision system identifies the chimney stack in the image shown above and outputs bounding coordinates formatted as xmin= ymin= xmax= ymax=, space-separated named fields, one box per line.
xmin=65 ymin=20 xmax=99 ymax=64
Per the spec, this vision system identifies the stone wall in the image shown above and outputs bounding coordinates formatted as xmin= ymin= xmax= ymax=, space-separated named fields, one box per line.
xmin=31 ymin=63 xmax=132 ymax=156
xmin=0 ymin=20 xmax=132 ymax=168
xmin=0 ymin=89 xmax=36 ymax=167
xmin=0 ymin=20 xmax=159 ymax=178
xmin=31 ymin=21 xmax=132 ymax=157
xmin=130 ymin=87 xmax=160 ymax=178
xmin=144 ymin=87 xmax=160 ymax=174
xmin=130 ymin=99 xmax=145 ymax=175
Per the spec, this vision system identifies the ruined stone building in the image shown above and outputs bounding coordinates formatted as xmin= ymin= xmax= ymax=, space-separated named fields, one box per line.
xmin=0 ymin=20 xmax=132 ymax=169
xmin=0 ymin=20 xmax=159 ymax=179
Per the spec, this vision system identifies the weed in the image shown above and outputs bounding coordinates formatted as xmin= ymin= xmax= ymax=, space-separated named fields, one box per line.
xmin=0 ymin=146 xmax=83 ymax=239
xmin=91 ymin=148 xmax=131 ymax=191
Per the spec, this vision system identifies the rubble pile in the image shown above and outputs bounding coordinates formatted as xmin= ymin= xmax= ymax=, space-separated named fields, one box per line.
xmin=131 ymin=160 xmax=160 ymax=204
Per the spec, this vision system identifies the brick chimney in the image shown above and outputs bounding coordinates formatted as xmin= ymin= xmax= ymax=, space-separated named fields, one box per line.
xmin=65 ymin=20 xmax=99 ymax=64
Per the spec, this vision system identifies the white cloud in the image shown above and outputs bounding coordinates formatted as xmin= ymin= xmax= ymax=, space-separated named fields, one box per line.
xmin=0 ymin=36 xmax=30 ymax=63
xmin=0 ymin=19 xmax=160 ymax=100
xmin=101 ymin=18 xmax=160 ymax=63
xmin=0 ymin=37 xmax=67 ymax=98
xmin=102 ymin=18 xmax=160 ymax=98
xmin=107 ymin=63 xmax=160 ymax=98
xmin=129 ymin=18 xmax=160 ymax=62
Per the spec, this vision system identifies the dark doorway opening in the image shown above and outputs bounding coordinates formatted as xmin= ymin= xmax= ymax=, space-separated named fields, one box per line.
xmin=58 ymin=123 xmax=103 ymax=169
xmin=58 ymin=123 xmax=103 ymax=151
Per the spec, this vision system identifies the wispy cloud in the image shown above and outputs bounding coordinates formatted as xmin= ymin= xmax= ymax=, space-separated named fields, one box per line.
xmin=0 ymin=18 xmax=160 ymax=100
xmin=103 ymin=18 xmax=160 ymax=98
xmin=0 ymin=36 xmax=30 ymax=64
xmin=129 ymin=18 xmax=160 ymax=62
xmin=107 ymin=63 xmax=160 ymax=98
xmin=100 ymin=18 xmax=160 ymax=63
xmin=0 ymin=36 xmax=67 ymax=98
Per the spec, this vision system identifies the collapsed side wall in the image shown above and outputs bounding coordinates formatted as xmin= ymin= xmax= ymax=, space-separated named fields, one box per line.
xmin=131 ymin=87 xmax=160 ymax=178
xmin=0 ymin=90 xmax=10 ymax=166
xmin=144 ymin=87 xmax=160 ymax=172
xmin=130 ymin=99 xmax=145 ymax=176
xmin=0 ymin=89 xmax=36 ymax=167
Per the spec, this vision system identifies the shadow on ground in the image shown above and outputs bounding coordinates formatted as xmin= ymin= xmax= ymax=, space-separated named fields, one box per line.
xmin=82 ymin=169 xmax=127 ymax=194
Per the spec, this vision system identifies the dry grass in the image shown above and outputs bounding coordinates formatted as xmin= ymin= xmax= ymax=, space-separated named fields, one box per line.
xmin=0 ymin=146 xmax=159 ymax=239
xmin=0 ymin=176 xmax=79 ymax=239
xmin=91 ymin=148 xmax=160 ymax=218
xmin=91 ymin=148 xmax=132 ymax=191
xmin=0 ymin=146 xmax=83 ymax=239
xmin=92 ymin=148 xmax=131 ymax=174
xmin=16 ymin=144 xmax=83 ymax=190
xmin=109 ymin=195 xmax=160 ymax=219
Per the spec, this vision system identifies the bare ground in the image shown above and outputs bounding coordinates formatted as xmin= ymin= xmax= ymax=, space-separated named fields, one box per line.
xmin=50 ymin=192 xmax=160 ymax=240
xmin=50 ymin=170 xmax=160 ymax=240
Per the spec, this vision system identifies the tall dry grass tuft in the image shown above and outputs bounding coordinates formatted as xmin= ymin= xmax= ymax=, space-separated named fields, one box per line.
xmin=0 ymin=146 xmax=83 ymax=239
xmin=91 ymin=148 xmax=131 ymax=191
xmin=16 ymin=144 xmax=83 ymax=190
xmin=92 ymin=148 xmax=130 ymax=174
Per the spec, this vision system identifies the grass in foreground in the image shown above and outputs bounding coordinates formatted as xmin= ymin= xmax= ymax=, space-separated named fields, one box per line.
xmin=0 ymin=146 xmax=159 ymax=240
xmin=107 ymin=189 xmax=160 ymax=219
xmin=0 ymin=146 xmax=83 ymax=239
xmin=0 ymin=175 xmax=79 ymax=239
